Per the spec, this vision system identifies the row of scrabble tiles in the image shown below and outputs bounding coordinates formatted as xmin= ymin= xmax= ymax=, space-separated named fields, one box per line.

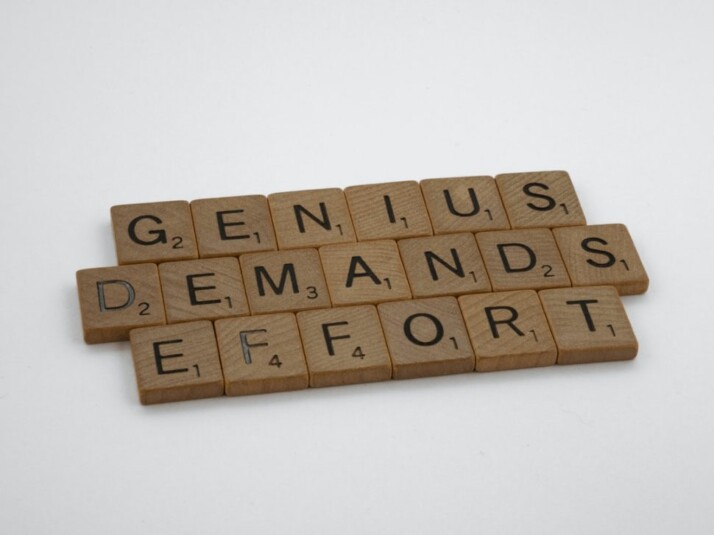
xmin=109 ymin=172 xmax=589 ymax=265
xmin=131 ymin=286 xmax=637 ymax=404
xmin=76 ymin=225 xmax=648 ymax=344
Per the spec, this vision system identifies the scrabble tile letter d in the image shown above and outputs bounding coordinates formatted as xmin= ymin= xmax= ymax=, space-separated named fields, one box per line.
xmin=76 ymin=264 xmax=166 ymax=343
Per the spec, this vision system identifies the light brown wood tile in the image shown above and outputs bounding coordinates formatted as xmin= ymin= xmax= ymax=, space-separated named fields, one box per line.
xmin=420 ymin=176 xmax=510 ymax=234
xmin=159 ymin=257 xmax=250 ymax=323
xmin=297 ymin=305 xmax=392 ymax=387
xmin=240 ymin=248 xmax=330 ymax=314
xmin=495 ymin=171 xmax=586 ymax=228
xmin=377 ymin=297 xmax=474 ymax=379
xmin=344 ymin=181 xmax=433 ymax=240
xmin=215 ymin=313 xmax=308 ymax=396
xmin=76 ymin=263 xmax=166 ymax=344
xmin=459 ymin=290 xmax=557 ymax=372
xmin=268 ymin=188 xmax=356 ymax=249
xmin=553 ymin=224 xmax=649 ymax=295
xmin=130 ymin=320 xmax=224 ymax=404
xmin=190 ymin=195 xmax=277 ymax=258
xmin=111 ymin=201 xmax=198 ymax=264
xmin=476 ymin=228 xmax=571 ymax=291
xmin=539 ymin=286 xmax=638 ymax=365
xmin=397 ymin=233 xmax=491 ymax=298
xmin=319 ymin=240 xmax=411 ymax=306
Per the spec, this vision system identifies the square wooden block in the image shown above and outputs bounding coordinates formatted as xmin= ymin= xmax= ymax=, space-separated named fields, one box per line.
xmin=239 ymin=248 xmax=330 ymax=314
xmin=553 ymin=224 xmax=649 ymax=295
xmin=319 ymin=240 xmax=411 ymax=306
xmin=268 ymin=188 xmax=356 ymax=249
xmin=345 ymin=181 xmax=433 ymax=240
xmin=190 ymin=195 xmax=277 ymax=258
xmin=397 ymin=233 xmax=491 ymax=298
xmin=297 ymin=305 xmax=392 ymax=387
xmin=495 ymin=171 xmax=586 ymax=228
xmin=459 ymin=290 xmax=557 ymax=372
xmin=215 ymin=313 xmax=308 ymax=396
xmin=111 ymin=200 xmax=198 ymax=264
xmin=378 ymin=297 xmax=474 ymax=379
xmin=420 ymin=176 xmax=510 ymax=234
xmin=539 ymin=286 xmax=638 ymax=365
xmin=158 ymin=257 xmax=250 ymax=323
xmin=476 ymin=228 xmax=571 ymax=291
xmin=76 ymin=263 xmax=166 ymax=344
xmin=130 ymin=320 xmax=224 ymax=405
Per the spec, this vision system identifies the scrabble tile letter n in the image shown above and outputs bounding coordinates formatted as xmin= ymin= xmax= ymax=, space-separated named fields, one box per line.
xmin=398 ymin=233 xmax=491 ymax=298
xmin=268 ymin=188 xmax=356 ymax=249
xmin=76 ymin=264 xmax=166 ymax=343
xmin=111 ymin=201 xmax=199 ymax=264
xmin=496 ymin=171 xmax=586 ymax=228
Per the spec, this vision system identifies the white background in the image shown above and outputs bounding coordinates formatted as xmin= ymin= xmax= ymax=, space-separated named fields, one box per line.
xmin=1 ymin=1 xmax=713 ymax=533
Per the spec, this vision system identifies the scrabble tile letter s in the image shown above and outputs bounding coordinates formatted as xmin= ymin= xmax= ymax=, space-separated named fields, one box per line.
xmin=553 ymin=224 xmax=649 ymax=295
xmin=496 ymin=171 xmax=586 ymax=229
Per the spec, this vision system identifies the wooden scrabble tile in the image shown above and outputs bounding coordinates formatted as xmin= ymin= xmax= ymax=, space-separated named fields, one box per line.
xmin=459 ymin=290 xmax=557 ymax=372
xmin=476 ymin=228 xmax=571 ymax=291
xmin=215 ymin=313 xmax=308 ymax=396
xmin=297 ymin=305 xmax=392 ymax=387
xmin=344 ymin=181 xmax=433 ymax=240
xmin=111 ymin=201 xmax=198 ymax=264
xmin=158 ymin=257 xmax=250 ymax=323
xmin=539 ymin=286 xmax=638 ymax=365
xmin=397 ymin=233 xmax=491 ymax=298
xmin=495 ymin=171 xmax=586 ymax=228
xmin=76 ymin=263 xmax=166 ymax=344
xmin=190 ymin=195 xmax=277 ymax=258
xmin=552 ymin=224 xmax=649 ymax=295
xmin=239 ymin=248 xmax=330 ymax=314
xmin=268 ymin=188 xmax=356 ymax=249
xmin=420 ymin=176 xmax=510 ymax=234
xmin=130 ymin=320 xmax=224 ymax=404
xmin=377 ymin=297 xmax=474 ymax=379
xmin=319 ymin=240 xmax=411 ymax=306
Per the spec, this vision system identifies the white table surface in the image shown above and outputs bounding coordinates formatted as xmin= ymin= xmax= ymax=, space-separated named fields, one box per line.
xmin=2 ymin=1 xmax=713 ymax=533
